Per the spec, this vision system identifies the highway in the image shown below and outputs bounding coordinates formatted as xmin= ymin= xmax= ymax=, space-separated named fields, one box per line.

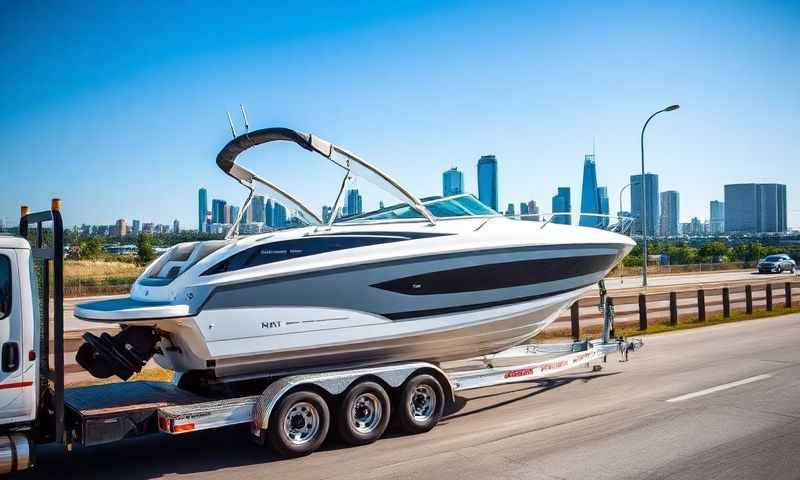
xmin=22 ymin=312 xmax=800 ymax=479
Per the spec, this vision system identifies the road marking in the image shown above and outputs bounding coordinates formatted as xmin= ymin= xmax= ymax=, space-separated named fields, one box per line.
xmin=666 ymin=374 xmax=772 ymax=403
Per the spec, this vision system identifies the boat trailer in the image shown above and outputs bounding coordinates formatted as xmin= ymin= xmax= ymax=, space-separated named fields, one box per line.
xmin=157 ymin=280 xmax=643 ymax=436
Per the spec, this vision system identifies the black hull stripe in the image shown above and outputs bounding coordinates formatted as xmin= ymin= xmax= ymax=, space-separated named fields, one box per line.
xmin=372 ymin=254 xmax=618 ymax=295
xmin=208 ymin=243 xmax=625 ymax=292
xmin=382 ymin=283 xmax=594 ymax=320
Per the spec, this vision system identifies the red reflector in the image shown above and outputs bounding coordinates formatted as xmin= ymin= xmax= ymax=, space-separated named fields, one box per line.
xmin=173 ymin=423 xmax=195 ymax=433
xmin=28 ymin=351 xmax=36 ymax=361
xmin=158 ymin=416 xmax=169 ymax=432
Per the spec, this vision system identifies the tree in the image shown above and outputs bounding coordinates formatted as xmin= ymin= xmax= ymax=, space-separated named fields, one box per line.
xmin=664 ymin=244 xmax=698 ymax=265
xmin=732 ymin=243 xmax=766 ymax=263
xmin=136 ymin=234 xmax=156 ymax=264
xmin=697 ymin=241 xmax=730 ymax=263
xmin=79 ymin=237 xmax=104 ymax=260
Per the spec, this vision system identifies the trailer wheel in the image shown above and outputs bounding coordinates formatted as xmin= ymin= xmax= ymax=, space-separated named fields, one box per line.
xmin=336 ymin=381 xmax=391 ymax=446
xmin=267 ymin=390 xmax=330 ymax=458
xmin=396 ymin=374 xmax=444 ymax=434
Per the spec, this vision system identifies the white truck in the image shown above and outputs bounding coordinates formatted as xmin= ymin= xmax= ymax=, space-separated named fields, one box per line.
xmin=0 ymin=200 xmax=640 ymax=473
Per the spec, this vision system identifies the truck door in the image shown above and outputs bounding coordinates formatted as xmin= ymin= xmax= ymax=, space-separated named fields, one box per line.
xmin=0 ymin=249 xmax=25 ymax=416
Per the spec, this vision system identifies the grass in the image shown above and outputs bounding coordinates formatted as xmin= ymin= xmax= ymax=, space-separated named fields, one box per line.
xmin=540 ymin=304 xmax=800 ymax=340
xmin=69 ymin=366 xmax=175 ymax=387
xmin=61 ymin=260 xmax=144 ymax=295
xmin=64 ymin=260 xmax=144 ymax=283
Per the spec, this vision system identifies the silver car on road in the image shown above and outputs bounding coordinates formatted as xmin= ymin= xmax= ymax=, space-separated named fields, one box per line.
xmin=757 ymin=254 xmax=796 ymax=274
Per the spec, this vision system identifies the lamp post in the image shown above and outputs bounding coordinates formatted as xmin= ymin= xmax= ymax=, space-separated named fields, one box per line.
xmin=640 ymin=104 xmax=680 ymax=287
xmin=619 ymin=183 xmax=632 ymax=217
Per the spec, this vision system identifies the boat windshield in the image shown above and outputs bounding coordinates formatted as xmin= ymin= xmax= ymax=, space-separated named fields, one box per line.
xmin=337 ymin=194 xmax=497 ymax=223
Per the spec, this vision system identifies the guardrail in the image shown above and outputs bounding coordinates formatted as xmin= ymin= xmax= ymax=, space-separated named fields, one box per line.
xmin=566 ymin=280 xmax=800 ymax=338
xmin=611 ymin=261 xmax=758 ymax=276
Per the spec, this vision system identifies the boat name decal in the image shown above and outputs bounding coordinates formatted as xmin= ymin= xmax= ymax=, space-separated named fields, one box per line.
xmin=261 ymin=321 xmax=282 ymax=329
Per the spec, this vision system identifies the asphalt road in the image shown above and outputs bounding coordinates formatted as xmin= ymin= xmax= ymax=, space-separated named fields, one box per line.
xmin=22 ymin=313 xmax=800 ymax=479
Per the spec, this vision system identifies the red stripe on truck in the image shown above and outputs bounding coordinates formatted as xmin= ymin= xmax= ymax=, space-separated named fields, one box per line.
xmin=0 ymin=381 xmax=33 ymax=390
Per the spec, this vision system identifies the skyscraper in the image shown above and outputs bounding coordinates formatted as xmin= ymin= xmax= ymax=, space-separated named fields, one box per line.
xmin=527 ymin=200 xmax=540 ymax=221
xmin=630 ymin=173 xmax=659 ymax=237
xmin=265 ymin=199 xmax=274 ymax=227
xmin=519 ymin=202 xmax=529 ymax=216
xmin=477 ymin=155 xmax=498 ymax=211
xmin=345 ymin=189 xmax=363 ymax=216
xmin=689 ymin=217 xmax=703 ymax=236
xmin=229 ymin=205 xmax=240 ymax=224
xmin=132 ymin=219 xmax=141 ymax=235
xmin=505 ymin=203 xmax=515 ymax=217
xmin=551 ymin=187 xmax=571 ymax=225
xmin=442 ymin=167 xmax=464 ymax=197
xmin=710 ymin=200 xmax=725 ymax=234
xmin=758 ymin=183 xmax=787 ymax=232
xmin=172 ymin=219 xmax=180 ymax=234
xmin=579 ymin=154 xmax=602 ymax=227
xmin=598 ymin=186 xmax=609 ymax=227
xmin=659 ymin=190 xmax=680 ymax=237
xmin=223 ymin=205 xmax=230 ymax=224
xmin=211 ymin=199 xmax=226 ymax=224
xmin=252 ymin=195 xmax=266 ymax=223
xmin=114 ymin=219 xmax=128 ymax=237
xmin=273 ymin=202 xmax=287 ymax=227
xmin=322 ymin=205 xmax=333 ymax=223
xmin=198 ymin=188 xmax=208 ymax=231
xmin=724 ymin=183 xmax=787 ymax=233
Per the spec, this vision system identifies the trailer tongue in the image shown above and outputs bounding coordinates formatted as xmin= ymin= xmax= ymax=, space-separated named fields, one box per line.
xmin=0 ymin=200 xmax=642 ymax=473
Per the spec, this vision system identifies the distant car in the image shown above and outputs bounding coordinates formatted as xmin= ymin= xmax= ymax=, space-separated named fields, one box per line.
xmin=757 ymin=254 xmax=796 ymax=274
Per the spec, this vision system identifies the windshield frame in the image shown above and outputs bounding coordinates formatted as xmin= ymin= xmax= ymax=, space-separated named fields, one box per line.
xmin=217 ymin=128 xmax=436 ymax=237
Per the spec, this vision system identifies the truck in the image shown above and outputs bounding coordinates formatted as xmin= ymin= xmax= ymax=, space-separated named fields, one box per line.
xmin=0 ymin=200 xmax=640 ymax=473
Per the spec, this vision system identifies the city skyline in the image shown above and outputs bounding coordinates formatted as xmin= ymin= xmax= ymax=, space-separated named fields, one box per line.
xmin=2 ymin=3 xmax=798 ymax=229
xmin=40 ymin=161 xmax=793 ymax=238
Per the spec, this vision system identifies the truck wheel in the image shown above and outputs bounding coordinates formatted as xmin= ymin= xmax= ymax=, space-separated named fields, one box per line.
xmin=336 ymin=381 xmax=391 ymax=446
xmin=268 ymin=390 xmax=330 ymax=458
xmin=396 ymin=374 xmax=444 ymax=434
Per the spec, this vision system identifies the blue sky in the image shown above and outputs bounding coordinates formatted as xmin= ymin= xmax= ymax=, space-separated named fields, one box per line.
xmin=1 ymin=0 xmax=798 ymax=229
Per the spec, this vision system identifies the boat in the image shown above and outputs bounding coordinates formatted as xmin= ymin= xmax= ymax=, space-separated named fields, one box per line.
xmin=74 ymin=127 xmax=635 ymax=382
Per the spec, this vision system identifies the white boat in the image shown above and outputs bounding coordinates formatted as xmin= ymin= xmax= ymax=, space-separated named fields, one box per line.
xmin=75 ymin=127 xmax=635 ymax=381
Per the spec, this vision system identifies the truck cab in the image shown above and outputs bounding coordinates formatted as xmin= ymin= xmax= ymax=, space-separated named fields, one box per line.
xmin=0 ymin=235 xmax=38 ymax=426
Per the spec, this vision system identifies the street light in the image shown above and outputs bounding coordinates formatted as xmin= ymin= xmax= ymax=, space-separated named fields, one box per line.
xmin=640 ymin=104 xmax=679 ymax=287
xmin=619 ymin=183 xmax=632 ymax=218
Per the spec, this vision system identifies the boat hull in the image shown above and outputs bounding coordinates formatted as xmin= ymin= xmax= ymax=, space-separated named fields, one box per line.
xmin=153 ymin=285 xmax=587 ymax=378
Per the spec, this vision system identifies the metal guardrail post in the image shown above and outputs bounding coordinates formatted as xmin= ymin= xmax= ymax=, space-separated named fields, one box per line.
xmin=570 ymin=302 xmax=580 ymax=341
xmin=745 ymin=285 xmax=753 ymax=314
xmin=697 ymin=289 xmax=706 ymax=322
xmin=722 ymin=287 xmax=730 ymax=318
xmin=638 ymin=293 xmax=647 ymax=330
xmin=669 ymin=291 xmax=678 ymax=326
xmin=766 ymin=284 xmax=773 ymax=311
xmin=787 ymin=282 xmax=793 ymax=308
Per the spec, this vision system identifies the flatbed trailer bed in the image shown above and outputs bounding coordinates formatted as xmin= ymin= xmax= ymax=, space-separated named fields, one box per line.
xmin=63 ymin=382 xmax=211 ymax=446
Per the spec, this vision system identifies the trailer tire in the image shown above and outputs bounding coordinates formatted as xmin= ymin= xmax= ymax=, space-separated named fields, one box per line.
xmin=267 ymin=390 xmax=330 ymax=458
xmin=396 ymin=374 xmax=444 ymax=434
xmin=335 ymin=381 xmax=391 ymax=446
